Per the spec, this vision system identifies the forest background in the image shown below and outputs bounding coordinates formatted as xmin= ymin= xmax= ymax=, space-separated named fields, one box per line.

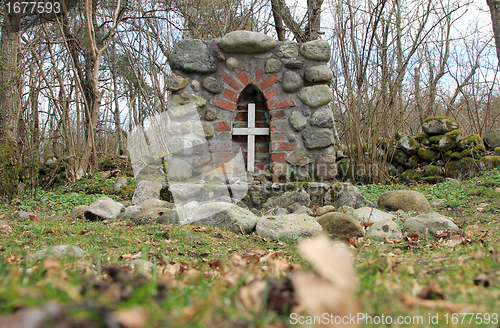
xmin=0 ymin=0 xmax=499 ymax=197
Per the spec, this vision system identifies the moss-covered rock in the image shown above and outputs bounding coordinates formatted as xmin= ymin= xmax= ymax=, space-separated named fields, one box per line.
xmin=422 ymin=116 xmax=460 ymax=135
xmin=390 ymin=149 xmax=409 ymax=166
xmin=459 ymin=134 xmax=483 ymax=151
xmin=414 ymin=133 xmax=428 ymax=143
xmin=445 ymin=158 xmax=478 ymax=178
xmin=495 ymin=147 xmax=500 ymax=155
xmin=479 ymin=156 xmax=500 ymax=171
xmin=418 ymin=147 xmax=438 ymax=162
xmin=429 ymin=135 xmax=444 ymax=144
xmin=424 ymin=165 xmax=441 ymax=176
xmin=397 ymin=136 xmax=420 ymax=156
xmin=421 ymin=138 xmax=430 ymax=146
xmin=403 ymin=155 xmax=419 ymax=169
xmin=437 ymin=130 xmax=462 ymax=152
xmin=451 ymin=152 xmax=462 ymax=160
xmin=483 ymin=129 xmax=500 ymax=149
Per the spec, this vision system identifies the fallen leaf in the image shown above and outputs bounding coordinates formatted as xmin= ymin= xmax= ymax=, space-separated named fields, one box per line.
xmin=466 ymin=231 xmax=474 ymax=239
xmin=292 ymin=234 xmax=358 ymax=327
xmin=444 ymin=235 xmax=463 ymax=247
xmin=120 ymin=252 xmax=142 ymax=261
xmin=312 ymin=203 xmax=318 ymax=216
xmin=239 ymin=279 xmax=267 ymax=312
xmin=260 ymin=250 xmax=282 ymax=263
xmin=360 ymin=222 xmax=374 ymax=228
xmin=112 ymin=306 xmax=148 ymax=328
xmin=405 ymin=232 xmax=419 ymax=241
xmin=1 ymin=225 xmax=12 ymax=236
xmin=29 ymin=215 xmax=40 ymax=222
xmin=478 ymin=202 xmax=489 ymax=207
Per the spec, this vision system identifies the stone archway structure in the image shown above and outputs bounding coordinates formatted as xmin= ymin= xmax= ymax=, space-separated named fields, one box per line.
xmin=167 ymin=30 xmax=338 ymax=182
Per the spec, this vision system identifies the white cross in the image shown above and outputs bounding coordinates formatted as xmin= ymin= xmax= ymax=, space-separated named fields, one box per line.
xmin=232 ymin=103 xmax=270 ymax=172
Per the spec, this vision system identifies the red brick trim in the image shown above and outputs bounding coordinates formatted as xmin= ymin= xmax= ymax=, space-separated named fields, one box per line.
xmin=259 ymin=74 xmax=278 ymax=91
xmin=215 ymin=122 xmax=231 ymax=131
xmin=268 ymin=98 xmax=296 ymax=110
xmin=253 ymin=69 xmax=264 ymax=83
xmin=271 ymin=153 xmax=287 ymax=161
xmin=237 ymin=72 xmax=249 ymax=86
xmin=223 ymin=89 xmax=239 ymax=102
xmin=211 ymin=97 xmax=236 ymax=111
xmin=271 ymin=142 xmax=298 ymax=152
xmin=219 ymin=72 xmax=244 ymax=91
xmin=264 ymin=86 xmax=279 ymax=100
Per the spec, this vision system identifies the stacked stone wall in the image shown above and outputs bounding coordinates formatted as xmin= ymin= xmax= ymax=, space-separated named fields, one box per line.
xmin=166 ymin=30 xmax=337 ymax=182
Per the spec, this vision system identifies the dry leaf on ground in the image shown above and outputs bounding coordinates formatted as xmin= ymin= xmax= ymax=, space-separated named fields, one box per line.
xmin=292 ymin=234 xmax=359 ymax=327
xmin=444 ymin=235 xmax=463 ymax=247
xmin=112 ymin=306 xmax=148 ymax=328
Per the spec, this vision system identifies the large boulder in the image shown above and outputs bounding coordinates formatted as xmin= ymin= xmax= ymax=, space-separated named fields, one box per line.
xmin=367 ymin=219 xmax=403 ymax=240
xmin=256 ymin=214 xmax=322 ymax=239
xmin=25 ymin=245 xmax=86 ymax=263
xmin=84 ymin=197 xmax=125 ymax=221
xmin=264 ymin=191 xmax=311 ymax=211
xmin=422 ymin=116 xmax=460 ymax=136
xmin=218 ymin=30 xmax=277 ymax=53
xmin=401 ymin=212 xmax=459 ymax=237
xmin=316 ymin=212 xmax=364 ymax=239
xmin=169 ymin=39 xmax=217 ymax=73
xmin=483 ymin=129 xmax=500 ymax=149
xmin=335 ymin=186 xmax=373 ymax=209
xmin=351 ymin=207 xmax=395 ymax=223
xmin=131 ymin=180 xmax=163 ymax=205
xmin=378 ymin=190 xmax=431 ymax=213
xmin=189 ymin=202 xmax=258 ymax=234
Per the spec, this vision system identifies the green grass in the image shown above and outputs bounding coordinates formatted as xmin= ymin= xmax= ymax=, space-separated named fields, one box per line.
xmin=1 ymin=171 xmax=500 ymax=327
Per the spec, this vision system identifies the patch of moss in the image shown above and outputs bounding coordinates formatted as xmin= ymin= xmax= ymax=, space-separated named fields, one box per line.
xmin=495 ymin=147 xmax=500 ymax=155
xmin=404 ymin=156 xmax=419 ymax=169
xmin=451 ymin=152 xmax=462 ymax=160
xmin=160 ymin=185 xmax=174 ymax=202
xmin=417 ymin=147 xmax=438 ymax=162
xmin=424 ymin=165 xmax=441 ymax=176
xmin=459 ymin=134 xmax=483 ymax=150
xmin=414 ymin=133 xmax=428 ymax=142
xmin=421 ymin=138 xmax=430 ymax=146
xmin=429 ymin=135 xmax=444 ymax=144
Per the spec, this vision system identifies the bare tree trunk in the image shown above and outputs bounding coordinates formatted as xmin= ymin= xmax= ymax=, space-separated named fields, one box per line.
xmin=488 ymin=0 xmax=500 ymax=66
xmin=0 ymin=0 xmax=22 ymax=198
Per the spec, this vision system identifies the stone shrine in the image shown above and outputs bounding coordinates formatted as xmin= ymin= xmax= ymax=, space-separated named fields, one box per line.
xmin=167 ymin=30 xmax=337 ymax=182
